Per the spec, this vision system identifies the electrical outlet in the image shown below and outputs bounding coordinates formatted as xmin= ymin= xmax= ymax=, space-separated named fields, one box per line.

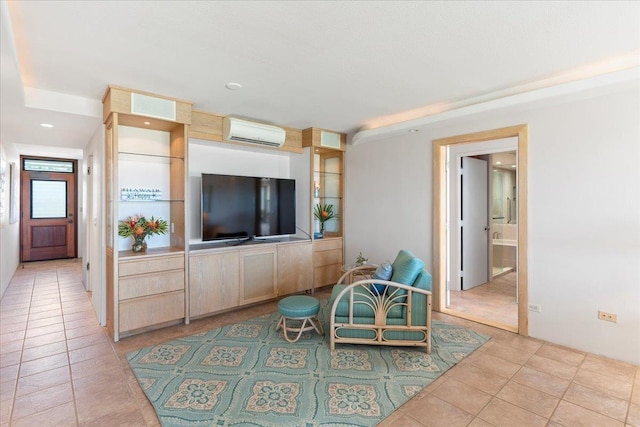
xmin=528 ymin=304 xmax=542 ymax=313
xmin=598 ymin=311 xmax=617 ymax=323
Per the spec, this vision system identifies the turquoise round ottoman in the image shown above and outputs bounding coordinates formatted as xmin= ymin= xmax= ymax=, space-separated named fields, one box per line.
xmin=276 ymin=295 xmax=324 ymax=343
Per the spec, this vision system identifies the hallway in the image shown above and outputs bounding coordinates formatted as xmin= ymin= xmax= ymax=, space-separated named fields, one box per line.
xmin=1 ymin=260 xmax=639 ymax=426
xmin=449 ymin=272 xmax=518 ymax=327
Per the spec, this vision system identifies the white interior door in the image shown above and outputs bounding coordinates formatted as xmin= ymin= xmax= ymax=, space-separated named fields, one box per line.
xmin=461 ymin=157 xmax=489 ymax=290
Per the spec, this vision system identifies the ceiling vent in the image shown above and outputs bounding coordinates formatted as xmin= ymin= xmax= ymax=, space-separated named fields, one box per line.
xmin=222 ymin=117 xmax=286 ymax=148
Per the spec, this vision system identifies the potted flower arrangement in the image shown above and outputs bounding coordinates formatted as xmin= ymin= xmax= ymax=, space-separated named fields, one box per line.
xmin=314 ymin=203 xmax=338 ymax=238
xmin=118 ymin=214 xmax=168 ymax=253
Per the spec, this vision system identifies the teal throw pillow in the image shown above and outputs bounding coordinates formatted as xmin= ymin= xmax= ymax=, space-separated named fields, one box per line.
xmin=370 ymin=261 xmax=392 ymax=295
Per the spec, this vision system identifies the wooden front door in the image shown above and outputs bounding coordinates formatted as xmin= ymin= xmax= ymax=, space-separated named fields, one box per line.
xmin=20 ymin=157 xmax=77 ymax=262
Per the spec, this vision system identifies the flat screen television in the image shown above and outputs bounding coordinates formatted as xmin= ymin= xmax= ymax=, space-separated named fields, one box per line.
xmin=201 ymin=173 xmax=296 ymax=241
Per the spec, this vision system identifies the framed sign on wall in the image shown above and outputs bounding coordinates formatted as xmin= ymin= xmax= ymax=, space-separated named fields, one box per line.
xmin=9 ymin=162 xmax=18 ymax=224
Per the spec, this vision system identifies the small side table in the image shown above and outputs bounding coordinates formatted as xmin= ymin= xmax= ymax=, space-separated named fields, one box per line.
xmin=341 ymin=263 xmax=378 ymax=284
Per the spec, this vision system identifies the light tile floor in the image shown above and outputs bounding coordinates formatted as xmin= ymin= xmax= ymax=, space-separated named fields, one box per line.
xmin=449 ymin=272 xmax=518 ymax=328
xmin=1 ymin=260 xmax=638 ymax=426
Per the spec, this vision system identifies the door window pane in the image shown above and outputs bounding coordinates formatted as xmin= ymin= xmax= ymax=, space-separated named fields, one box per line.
xmin=32 ymin=180 xmax=67 ymax=218
xmin=24 ymin=159 xmax=74 ymax=173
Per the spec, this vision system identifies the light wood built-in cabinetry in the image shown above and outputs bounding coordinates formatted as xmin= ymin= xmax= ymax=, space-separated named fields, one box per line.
xmin=277 ymin=241 xmax=314 ymax=295
xmin=118 ymin=251 xmax=185 ymax=332
xmin=189 ymin=251 xmax=240 ymax=317
xmin=101 ymin=87 xmax=347 ymax=340
xmin=302 ymin=128 xmax=346 ymax=288
xmin=189 ymin=241 xmax=312 ymax=319
xmin=103 ymin=86 xmax=191 ymax=341
xmin=312 ymin=238 xmax=344 ymax=287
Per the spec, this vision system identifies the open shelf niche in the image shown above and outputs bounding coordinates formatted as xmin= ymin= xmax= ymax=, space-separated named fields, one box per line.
xmin=103 ymin=86 xmax=191 ymax=341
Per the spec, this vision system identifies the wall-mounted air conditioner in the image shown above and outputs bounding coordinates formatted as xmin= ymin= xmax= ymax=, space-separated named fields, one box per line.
xmin=222 ymin=117 xmax=286 ymax=148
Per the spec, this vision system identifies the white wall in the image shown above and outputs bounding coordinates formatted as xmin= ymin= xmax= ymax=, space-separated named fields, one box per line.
xmin=345 ymin=135 xmax=432 ymax=267
xmin=0 ymin=139 xmax=20 ymax=298
xmin=83 ymin=124 xmax=105 ymax=324
xmin=345 ymin=80 xmax=640 ymax=364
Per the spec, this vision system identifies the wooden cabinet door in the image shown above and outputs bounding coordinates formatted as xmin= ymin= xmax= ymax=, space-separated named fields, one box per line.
xmin=189 ymin=251 xmax=240 ymax=317
xmin=277 ymin=242 xmax=313 ymax=295
xmin=240 ymin=248 xmax=277 ymax=305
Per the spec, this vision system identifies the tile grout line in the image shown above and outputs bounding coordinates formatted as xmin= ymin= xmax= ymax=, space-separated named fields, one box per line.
xmin=57 ymin=264 xmax=81 ymax=427
xmin=545 ymin=350 xmax=630 ymax=426
xmin=535 ymin=347 xmax=579 ymax=427
xmin=548 ymin=349 xmax=601 ymax=426
xmin=7 ymin=265 xmax=80 ymax=426
xmin=623 ymin=367 xmax=638 ymax=425
xmin=7 ymin=270 xmax=35 ymax=425
xmin=474 ymin=342 xmax=547 ymax=426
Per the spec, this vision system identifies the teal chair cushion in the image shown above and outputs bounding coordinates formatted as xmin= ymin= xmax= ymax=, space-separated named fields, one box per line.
xmin=389 ymin=249 xmax=425 ymax=303
xmin=278 ymin=295 xmax=320 ymax=318
xmin=390 ymin=249 xmax=425 ymax=285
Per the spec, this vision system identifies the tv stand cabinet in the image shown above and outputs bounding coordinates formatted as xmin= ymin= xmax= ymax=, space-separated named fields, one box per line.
xmin=189 ymin=239 xmax=313 ymax=318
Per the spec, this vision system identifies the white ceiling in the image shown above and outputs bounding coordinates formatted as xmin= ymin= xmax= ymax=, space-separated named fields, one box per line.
xmin=1 ymin=1 xmax=639 ymax=150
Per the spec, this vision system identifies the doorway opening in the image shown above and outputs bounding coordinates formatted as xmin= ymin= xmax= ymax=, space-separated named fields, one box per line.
xmin=447 ymin=147 xmax=518 ymax=330
xmin=433 ymin=125 xmax=528 ymax=335
xmin=20 ymin=156 xmax=78 ymax=262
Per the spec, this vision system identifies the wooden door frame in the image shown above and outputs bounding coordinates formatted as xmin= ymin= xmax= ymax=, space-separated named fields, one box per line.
xmin=19 ymin=155 xmax=78 ymax=262
xmin=433 ymin=125 xmax=529 ymax=335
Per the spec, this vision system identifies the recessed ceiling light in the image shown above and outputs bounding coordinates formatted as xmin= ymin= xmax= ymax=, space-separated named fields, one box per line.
xmin=408 ymin=129 xmax=419 ymax=133
xmin=40 ymin=123 xmax=54 ymax=128
xmin=511 ymin=165 xmax=516 ymax=168
xmin=496 ymin=161 xmax=502 ymax=165
xmin=225 ymin=82 xmax=242 ymax=90
xmin=143 ymin=121 xmax=151 ymax=125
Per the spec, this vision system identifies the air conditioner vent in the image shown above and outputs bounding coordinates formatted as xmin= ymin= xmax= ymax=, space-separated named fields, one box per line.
xmin=227 ymin=135 xmax=284 ymax=147
xmin=223 ymin=117 xmax=286 ymax=148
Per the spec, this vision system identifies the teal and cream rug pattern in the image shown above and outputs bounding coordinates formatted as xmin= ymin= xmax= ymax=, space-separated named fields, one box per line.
xmin=127 ymin=309 xmax=489 ymax=426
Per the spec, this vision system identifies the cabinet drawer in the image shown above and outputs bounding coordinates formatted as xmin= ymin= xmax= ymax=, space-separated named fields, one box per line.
xmin=119 ymin=270 xmax=184 ymax=300
xmin=119 ymin=255 xmax=184 ymax=277
xmin=314 ymin=264 xmax=342 ymax=287
xmin=313 ymin=238 xmax=342 ymax=252
xmin=119 ymin=291 xmax=184 ymax=333
xmin=313 ymin=248 xmax=343 ymax=267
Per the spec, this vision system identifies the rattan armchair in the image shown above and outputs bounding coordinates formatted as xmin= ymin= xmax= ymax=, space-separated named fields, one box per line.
xmin=328 ymin=250 xmax=433 ymax=353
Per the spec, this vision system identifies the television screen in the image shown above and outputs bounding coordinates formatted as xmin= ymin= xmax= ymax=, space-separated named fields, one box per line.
xmin=202 ymin=174 xmax=295 ymax=241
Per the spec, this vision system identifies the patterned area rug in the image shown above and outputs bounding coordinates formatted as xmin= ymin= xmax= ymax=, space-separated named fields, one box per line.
xmin=127 ymin=306 xmax=489 ymax=426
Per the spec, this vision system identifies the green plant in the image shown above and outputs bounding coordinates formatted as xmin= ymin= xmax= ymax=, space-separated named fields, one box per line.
xmin=314 ymin=203 xmax=338 ymax=232
xmin=355 ymin=252 xmax=368 ymax=266
xmin=118 ymin=215 xmax=168 ymax=239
